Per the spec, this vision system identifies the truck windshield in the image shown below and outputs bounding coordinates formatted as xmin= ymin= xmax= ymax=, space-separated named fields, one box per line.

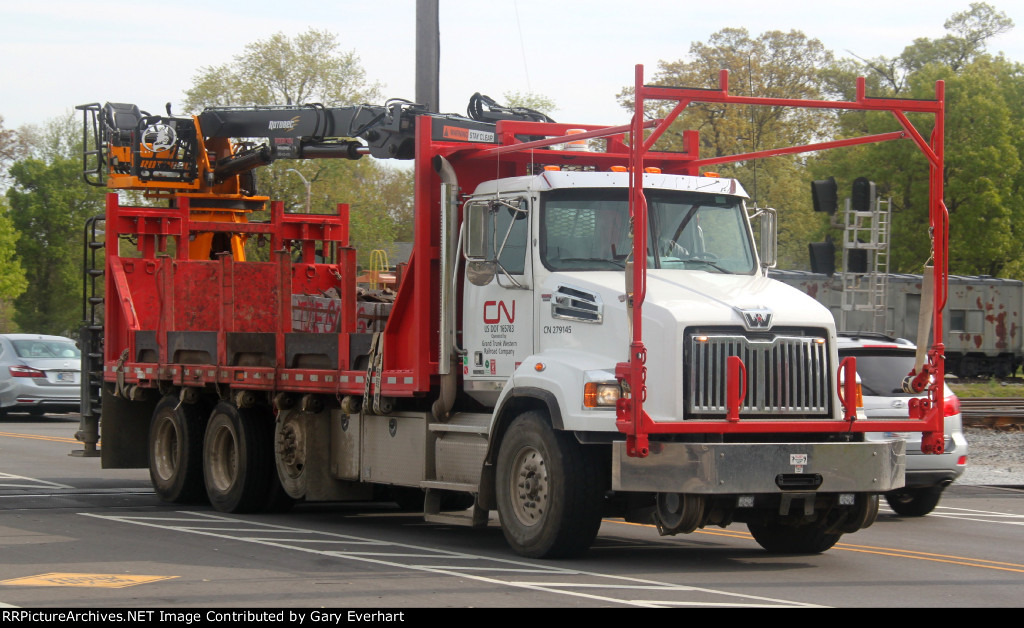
xmin=540 ymin=188 xmax=755 ymax=273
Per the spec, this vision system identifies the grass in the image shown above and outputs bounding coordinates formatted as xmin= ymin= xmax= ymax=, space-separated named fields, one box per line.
xmin=945 ymin=378 xmax=1024 ymax=398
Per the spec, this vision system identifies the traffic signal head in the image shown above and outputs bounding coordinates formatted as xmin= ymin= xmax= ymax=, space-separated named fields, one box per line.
xmin=851 ymin=177 xmax=876 ymax=212
xmin=808 ymin=240 xmax=836 ymax=276
xmin=811 ymin=177 xmax=838 ymax=214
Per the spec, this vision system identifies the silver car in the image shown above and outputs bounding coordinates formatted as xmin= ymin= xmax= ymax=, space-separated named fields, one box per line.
xmin=0 ymin=334 xmax=81 ymax=417
xmin=838 ymin=332 xmax=968 ymax=516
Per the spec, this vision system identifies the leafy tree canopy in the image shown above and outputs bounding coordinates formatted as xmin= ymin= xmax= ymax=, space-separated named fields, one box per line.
xmin=182 ymin=28 xmax=412 ymax=268
xmin=622 ymin=3 xmax=1024 ymax=277
xmin=0 ymin=195 xmax=27 ymax=332
xmin=5 ymin=114 xmax=106 ymax=335
xmin=814 ymin=3 xmax=1022 ymax=277
xmin=620 ymin=27 xmax=838 ymax=268
xmin=183 ymin=29 xmax=383 ymax=111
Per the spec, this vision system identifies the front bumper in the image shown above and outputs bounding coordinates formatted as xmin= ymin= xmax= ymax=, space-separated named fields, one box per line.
xmin=613 ymin=440 xmax=905 ymax=494
xmin=6 ymin=397 xmax=81 ymax=412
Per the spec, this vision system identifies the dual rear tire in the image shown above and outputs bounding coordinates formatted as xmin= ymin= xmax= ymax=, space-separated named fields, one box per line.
xmin=149 ymin=396 xmax=291 ymax=513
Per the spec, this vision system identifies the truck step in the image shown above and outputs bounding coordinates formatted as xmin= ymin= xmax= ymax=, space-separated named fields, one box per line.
xmin=422 ymin=483 xmax=489 ymax=527
xmin=423 ymin=509 xmax=490 ymax=527
xmin=428 ymin=412 xmax=490 ymax=435
xmin=421 ymin=480 xmax=477 ymax=492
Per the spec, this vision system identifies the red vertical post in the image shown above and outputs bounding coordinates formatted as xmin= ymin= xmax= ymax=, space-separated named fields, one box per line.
xmin=337 ymin=203 xmax=350 ymax=247
xmin=177 ymin=196 xmax=191 ymax=260
xmin=839 ymin=356 xmax=858 ymax=421
xmin=275 ymin=249 xmax=291 ymax=370
xmin=218 ymin=253 xmax=233 ymax=367
xmin=158 ymin=256 xmax=174 ymax=365
xmin=627 ymin=64 xmax=650 ymax=457
xmin=923 ymin=80 xmax=947 ymax=454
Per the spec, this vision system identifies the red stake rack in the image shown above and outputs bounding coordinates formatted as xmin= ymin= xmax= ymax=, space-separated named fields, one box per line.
xmin=616 ymin=64 xmax=948 ymax=457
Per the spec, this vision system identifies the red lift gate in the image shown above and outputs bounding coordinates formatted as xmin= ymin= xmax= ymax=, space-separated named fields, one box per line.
xmin=616 ymin=65 xmax=947 ymax=457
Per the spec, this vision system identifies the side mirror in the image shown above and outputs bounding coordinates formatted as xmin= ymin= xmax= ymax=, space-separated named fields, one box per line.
xmin=463 ymin=201 xmax=488 ymax=261
xmin=750 ymin=207 xmax=777 ymax=269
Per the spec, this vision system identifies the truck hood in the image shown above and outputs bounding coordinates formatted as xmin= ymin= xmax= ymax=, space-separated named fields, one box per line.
xmin=534 ymin=269 xmax=839 ymax=425
xmin=548 ymin=269 xmax=834 ymax=332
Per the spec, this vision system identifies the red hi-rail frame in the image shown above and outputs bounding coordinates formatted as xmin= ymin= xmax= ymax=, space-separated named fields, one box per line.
xmin=101 ymin=194 xmax=366 ymax=395
xmin=615 ymin=64 xmax=948 ymax=458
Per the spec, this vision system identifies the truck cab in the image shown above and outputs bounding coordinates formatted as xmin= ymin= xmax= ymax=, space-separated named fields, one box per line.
xmin=462 ymin=170 xmax=835 ymax=428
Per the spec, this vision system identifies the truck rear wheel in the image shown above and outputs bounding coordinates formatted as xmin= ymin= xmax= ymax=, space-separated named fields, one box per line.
xmin=495 ymin=411 xmax=603 ymax=558
xmin=149 ymin=395 xmax=206 ymax=503
xmin=747 ymin=520 xmax=842 ymax=554
xmin=203 ymin=401 xmax=279 ymax=513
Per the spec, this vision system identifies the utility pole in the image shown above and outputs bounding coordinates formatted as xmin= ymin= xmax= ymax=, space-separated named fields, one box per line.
xmin=415 ymin=0 xmax=440 ymax=112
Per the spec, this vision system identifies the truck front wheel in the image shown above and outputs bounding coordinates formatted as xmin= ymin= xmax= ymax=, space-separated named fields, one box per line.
xmin=149 ymin=395 xmax=206 ymax=503
xmin=203 ymin=402 xmax=278 ymax=513
xmin=495 ymin=411 xmax=603 ymax=558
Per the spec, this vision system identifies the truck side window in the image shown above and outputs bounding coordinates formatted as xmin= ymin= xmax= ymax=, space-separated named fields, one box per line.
xmin=486 ymin=200 xmax=528 ymax=275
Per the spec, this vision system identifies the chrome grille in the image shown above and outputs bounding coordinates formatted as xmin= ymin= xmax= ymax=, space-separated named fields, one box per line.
xmin=688 ymin=333 xmax=831 ymax=416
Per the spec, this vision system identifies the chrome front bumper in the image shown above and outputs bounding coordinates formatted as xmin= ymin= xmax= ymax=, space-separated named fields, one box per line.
xmin=613 ymin=440 xmax=905 ymax=494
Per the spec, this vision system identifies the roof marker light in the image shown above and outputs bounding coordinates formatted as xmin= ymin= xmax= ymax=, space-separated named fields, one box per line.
xmin=610 ymin=166 xmax=627 ymax=172
xmin=564 ymin=129 xmax=588 ymax=152
xmin=703 ymin=171 xmax=720 ymax=177
xmin=544 ymin=165 xmax=561 ymax=171
xmin=644 ymin=167 xmax=661 ymax=174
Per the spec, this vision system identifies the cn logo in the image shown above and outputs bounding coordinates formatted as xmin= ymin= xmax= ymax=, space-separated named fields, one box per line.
xmin=484 ymin=300 xmax=516 ymax=324
xmin=741 ymin=308 xmax=773 ymax=330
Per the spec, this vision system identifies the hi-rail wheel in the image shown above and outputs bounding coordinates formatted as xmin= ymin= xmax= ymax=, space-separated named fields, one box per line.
xmin=747 ymin=520 xmax=843 ymax=554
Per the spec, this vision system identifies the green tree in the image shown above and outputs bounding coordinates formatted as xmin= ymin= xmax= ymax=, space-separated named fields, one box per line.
xmin=502 ymin=90 xmax=557 ymax=117
xmin=184 ymin=28 xmax=412 ymax=268
xmin=0 ymin=196 xmax=28 ymax=331
xmin=183 ymin=29 xmax=382 ymax=110
xmin=0 ymin=115 xmax=18 ymax=163
xmin=254 ymin=159 xmax=415 ymax=266
xmin=814 ymin=4 xmax=1024 ymax=278
xmin=855 ymin=2 xmax=1014 ymax=92
xmin=621 ymin=28 xmax=838 ymax=268
xmin=5 ymin=114 xmax=106 ymax=335
xmin=0 ymin=115 xmax=30 ymax=189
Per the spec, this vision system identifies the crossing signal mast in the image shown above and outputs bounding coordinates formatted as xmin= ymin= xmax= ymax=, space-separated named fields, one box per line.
xmin=810 ymin=176 xmax=892 ymax=334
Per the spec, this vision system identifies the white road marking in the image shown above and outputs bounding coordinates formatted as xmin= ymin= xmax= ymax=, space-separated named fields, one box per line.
xmin=0 ymin=473 xmax=72 ymax=490
xmin=82 ymin=510 xmax=823 ymax=608
xmin=881 ymin=504 xmax=1024 ymax=526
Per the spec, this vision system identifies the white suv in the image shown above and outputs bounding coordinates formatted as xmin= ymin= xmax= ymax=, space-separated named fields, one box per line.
xmin=838 ymin=332 xmax=968 ymax=516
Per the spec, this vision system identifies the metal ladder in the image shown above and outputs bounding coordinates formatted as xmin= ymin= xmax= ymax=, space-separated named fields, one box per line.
xmin=839 ymin=196 xmax=891 ymax=334
xmin=73 ymin=215 xmax=105 ymax=457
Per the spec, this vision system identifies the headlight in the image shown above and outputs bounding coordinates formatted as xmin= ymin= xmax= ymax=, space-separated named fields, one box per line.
xmin=584 ymin=382 xmax=621 ymax=408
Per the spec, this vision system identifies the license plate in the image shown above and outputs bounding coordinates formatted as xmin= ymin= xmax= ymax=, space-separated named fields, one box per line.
xmin=884 ymin=432 xmax=911 ymax=439
xmin=56 ymin=372 xmax=75 ymax=383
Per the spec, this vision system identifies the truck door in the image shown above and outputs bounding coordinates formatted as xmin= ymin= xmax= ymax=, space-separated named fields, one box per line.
xmin=462 ymin=196 xmax=534 ymax=401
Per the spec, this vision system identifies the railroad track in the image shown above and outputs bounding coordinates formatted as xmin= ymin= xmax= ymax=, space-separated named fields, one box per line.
xmin=958 ymin=397 xmax=1024 ymax=429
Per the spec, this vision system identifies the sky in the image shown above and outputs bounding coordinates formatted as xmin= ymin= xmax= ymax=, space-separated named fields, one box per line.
xmin=1 ymin=0 xmax=1023 ymax=132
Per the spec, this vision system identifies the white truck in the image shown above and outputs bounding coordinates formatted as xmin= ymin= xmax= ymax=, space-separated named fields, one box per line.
xmin=77 ymin=65 xmax=949 ymax=558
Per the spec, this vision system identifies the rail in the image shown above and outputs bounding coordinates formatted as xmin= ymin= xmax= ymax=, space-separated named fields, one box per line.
xmin=959 ymin=397 xmax=1024 ymax=429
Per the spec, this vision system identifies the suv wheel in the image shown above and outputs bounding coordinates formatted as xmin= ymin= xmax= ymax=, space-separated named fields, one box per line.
xmin=885 ymin=486 xmax=943 ymax=516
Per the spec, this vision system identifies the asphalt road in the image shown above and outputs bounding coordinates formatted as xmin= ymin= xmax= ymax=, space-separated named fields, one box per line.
xmin=1 ymin=413 xmax=1022 ymax=610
